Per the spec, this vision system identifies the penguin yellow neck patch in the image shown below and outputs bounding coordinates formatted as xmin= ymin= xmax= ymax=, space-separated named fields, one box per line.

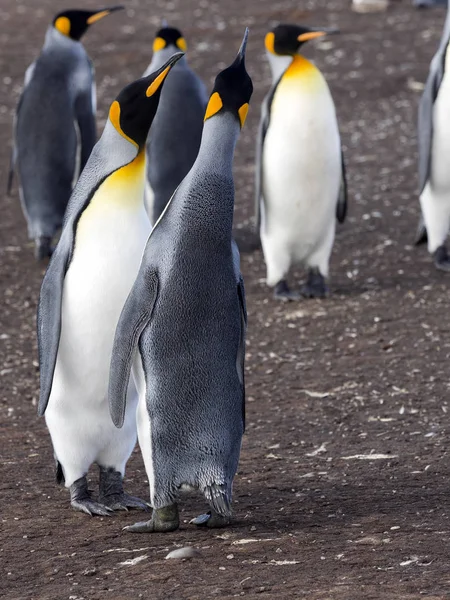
xmin=238 ymin=103 xmax=249 ymax=128
xmin=109 ymin=101 xmax=138 ymax=149
xmin=265 ymin=32 xmax=275 ymax=54
xmin=283 ymin=54 xmax=322 ymax=85
xmin=146 ymin=66 xmax=171 ymax=97
xmin=55 ymin=16 xmax=71 ymax=37
xmin=204 ymin=92 xmax=223 ymax=121
xmin=87 ymin=10 xmax=110 ymax=25
xmin=153 ymin=37 xmax=166 ymax=52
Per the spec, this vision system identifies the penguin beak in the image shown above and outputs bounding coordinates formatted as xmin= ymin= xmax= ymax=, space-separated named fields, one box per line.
xmin=237 ymin=27 xmax=250 ymax=63
xmin=145 ymin=52 xmax=184 ymax=97
xmin=87 ymin=5 xmax=124 ymax=25
xmin=297 ymin=27 xmax=339 ymax=42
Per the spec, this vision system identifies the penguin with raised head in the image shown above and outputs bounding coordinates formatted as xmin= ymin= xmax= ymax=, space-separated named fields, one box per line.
xmin=37 ymin=53 xmax=183 ymax=516
xmin=108 ymin=31 xmax=253 ymax=533
xmin=416 ymin=1 xmax=450 ymax=270
xmin=255 ymin=24 xmax=347 ymax=300
xmin=143 ymin=23 xmax=207 ymax=224
xmin=8 ymin=6 xmax=123 ymax=260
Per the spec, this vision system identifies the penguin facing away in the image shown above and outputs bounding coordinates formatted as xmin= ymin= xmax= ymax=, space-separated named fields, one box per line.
xmin=143 ymin=24 xmax=208 ymax=225
xmin=416 ymin=0 xmax=450 ymax=270
xmin=255 ymin=24 xmax=347 ymax=300
xmin=37 ymin=53 xmax=183 ymax=516
xmin=8 ymin=6 xmax=123 ymax=260
xmin=108 ymin=30 xmax=253 ymax=533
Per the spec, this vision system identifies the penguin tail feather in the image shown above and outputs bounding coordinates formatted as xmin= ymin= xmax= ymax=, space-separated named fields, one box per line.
xmin=55 ymin=461 xmax=65 ymax=485
xmin=203 ymin=483 xmax=232 ymax=517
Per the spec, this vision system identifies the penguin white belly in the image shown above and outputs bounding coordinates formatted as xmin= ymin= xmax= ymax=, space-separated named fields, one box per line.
xmin=261 ymin=70 xmax=341 ymax=284
xmin=46 ymin=155 xmax=151 ymax=485
xmin=133 ymin=355 xmax=155 ymax=505
xmin=420 ymin=74 xmax=450 ymax=253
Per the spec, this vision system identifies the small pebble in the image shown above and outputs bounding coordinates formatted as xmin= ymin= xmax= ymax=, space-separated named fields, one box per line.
xmin=165 ymin=547 xmax=201 ymax=560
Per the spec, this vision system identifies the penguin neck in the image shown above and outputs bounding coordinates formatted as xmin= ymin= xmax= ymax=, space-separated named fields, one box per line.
xmin=170 ymin=113 xmax=240 ymax=237
xmin=44 ymin=26 xmax=80 ymax=50
xmin=195 ymin=113 xmax=239 ymax=175
xmin=145 ymin=46 xmax=187 ymax=75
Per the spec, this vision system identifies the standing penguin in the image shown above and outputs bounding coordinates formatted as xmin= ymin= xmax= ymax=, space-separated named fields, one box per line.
xmin=37 ymin=53 xmax=183 ymax=516
xmin=143 ymin=24 xmax=207 ymax=224
xmin=8 ymin=6 xmax=123 ymax=260
xmin=255 ymin=24 xmax=347 ymax=300
xmin=416 ymin=1 xmax=450 ymax=270
xmin=108 ymin=31 xmax=253 ymax=533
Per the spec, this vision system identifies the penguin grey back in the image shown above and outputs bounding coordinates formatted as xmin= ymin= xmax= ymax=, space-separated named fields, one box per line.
xmin=16 ymin=30 xmax=93 ymax=244
xmin=418 ymin=0 xmax=450 ymax=193
xmin=144 ymin=27 xmax=208 ymax=223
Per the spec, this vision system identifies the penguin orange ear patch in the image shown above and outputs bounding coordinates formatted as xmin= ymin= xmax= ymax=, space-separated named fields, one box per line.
xmin=265 ymin=32 xmax=275 ymax=54
xmin=146 ymin=66 xmax=171 ymax=97
xmin=153 ymin=37 xmax=166 ymax=52
xmin=109 ymin=100 xmax=138 ymax=148
xmin=238 ymin=103 xmax=249 ymax=128
xmin=176 ymin=37 xmax=187 ymax=51
xmin=55 ymin=16 xmax=71 ymax=36
xmin=204 ymin=92 xmax=223 ymax=121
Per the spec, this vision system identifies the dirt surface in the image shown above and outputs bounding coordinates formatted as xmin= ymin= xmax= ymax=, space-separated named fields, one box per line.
xmin=2 ymin=0 xmax=450 ymax=598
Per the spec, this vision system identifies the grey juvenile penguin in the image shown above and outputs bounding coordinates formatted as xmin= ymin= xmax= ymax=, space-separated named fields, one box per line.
xmin=143 ymin=23 xmax=207 ymax=224
xmin=8 ymin=6 xmax=123 ymax=260
xmin=37 ymin=53 xmax=183 ymax=516
xmin=416 ymin=0 xmax=450 ymax=270
xmin=108 ymin=30 xmax=253 ymax=533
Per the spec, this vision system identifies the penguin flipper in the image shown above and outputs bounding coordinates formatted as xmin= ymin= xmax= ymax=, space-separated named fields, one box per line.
xmin=336 ymin=150 xmax=348 ymax=224
xmin=255 ymin=89 xmax=274 ymax=232
xmin=232 ymin=239 xmax=247 ymax=429
xmin=415 ymin=215 xmax=428 ymax=246
xmin=37 ymin=233 xmax=72 ymax=416
xmin=109 ymin=270 xmax=159 ymax=428
xmin=74 ymin=61 xmax=97 ymax=174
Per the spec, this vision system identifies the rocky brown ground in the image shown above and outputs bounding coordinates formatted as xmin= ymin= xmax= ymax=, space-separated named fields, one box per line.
xmin=1 ymin=0 xmax=450 ymax=598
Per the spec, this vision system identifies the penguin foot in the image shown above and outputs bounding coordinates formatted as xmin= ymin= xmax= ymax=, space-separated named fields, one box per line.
xmin=34 ymin=236 xmax=53 ymax=261
xmin=273 ymin=280 xmax=301 ymax=301
xmin=190 ymin=510 xmax=230 ymax=528
xmin=124 ymin=504 xmax=179 ymax=533
xmin=98 ymin=467 xmax=150 ymax=512
xmin=433 ymin=245 xmax=450 ymax=272
xmin=70 ymin=476 xmax=113 ymax=517
xmin=301 ymin=268 xmax=329 ymax=299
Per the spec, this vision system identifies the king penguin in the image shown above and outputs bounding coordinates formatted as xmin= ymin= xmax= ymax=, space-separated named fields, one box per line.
xmin=416 ymin=0 xmax=450 ymax=270
xmin=37 ymin=53 xmax=183 ymax=516
xmin=255 ymin=24 xmax=347 ymax=300
xmin=8 ymin=6 xmax=123 ymax=260
xmin=108 ymin=30 xmax=253 ymax=533
xmin=143 ymin=23 xmax=208 ymax=224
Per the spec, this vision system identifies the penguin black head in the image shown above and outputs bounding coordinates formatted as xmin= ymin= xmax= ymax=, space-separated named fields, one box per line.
xmin=108 ymin=52 xmax=184 ymax=151
xmin=153 ymin=25 xmax=187 ymax=53
xmin=52 ymin=6 xmax=124 ymax=41
xmin=204 ymin=28 xmax=253 ymax=129
xmin=265 ymin=24 xmax=339 ymax=56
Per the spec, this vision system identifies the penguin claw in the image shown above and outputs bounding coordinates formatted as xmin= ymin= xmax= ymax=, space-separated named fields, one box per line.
xmin=273 ymin=280 xmax=301 ymax=301
xmin=70 ymin=499 xmax=113 ymax=517
xmin=124 ymin=505 xmax=180 ymax=533
xmin=102 ymin=493 xmax=151 ymax=512
xmin=190 ymin=511 xmax=230 ymax=528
